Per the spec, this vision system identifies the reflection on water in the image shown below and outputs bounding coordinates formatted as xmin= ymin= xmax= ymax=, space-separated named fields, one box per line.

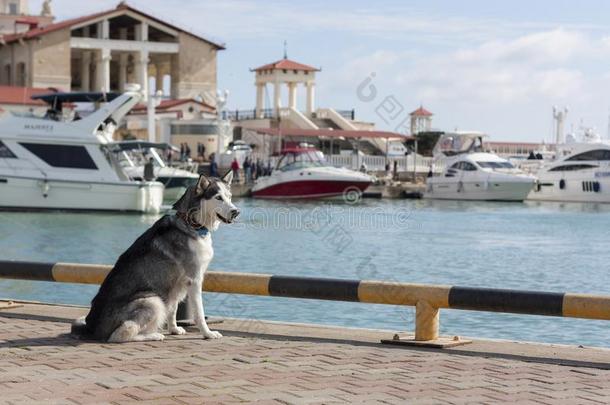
xmin=0 ymin=198 xmax=609 ymax=347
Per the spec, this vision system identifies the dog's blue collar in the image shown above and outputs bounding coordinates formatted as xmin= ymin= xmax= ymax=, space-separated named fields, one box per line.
xmin=196 ymin=227 xmax=210 ymax=238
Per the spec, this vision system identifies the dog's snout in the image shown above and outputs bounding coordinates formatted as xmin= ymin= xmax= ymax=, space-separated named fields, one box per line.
xmin=231 ymin=209 xmax=240 ymax=219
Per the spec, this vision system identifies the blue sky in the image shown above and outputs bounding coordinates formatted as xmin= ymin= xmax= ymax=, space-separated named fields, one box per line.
xmin=34 ymin=0 xmax=610 ymax=142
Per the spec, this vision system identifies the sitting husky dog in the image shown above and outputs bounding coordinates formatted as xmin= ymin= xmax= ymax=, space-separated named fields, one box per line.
xmin=71 ymin=171 xmax=239 ymax=342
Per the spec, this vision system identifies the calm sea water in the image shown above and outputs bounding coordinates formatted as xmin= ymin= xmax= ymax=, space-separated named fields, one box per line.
xmin=1 ymin=199 xmax=609 ymax=348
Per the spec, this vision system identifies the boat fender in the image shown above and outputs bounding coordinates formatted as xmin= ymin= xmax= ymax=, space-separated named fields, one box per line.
xmin=457 ymin=181 xmax=464 ymax=193
xmin=41 ymin=180 xmax=50 ymax=198
xmin=559 ymin=179 xmax=566 ymax=190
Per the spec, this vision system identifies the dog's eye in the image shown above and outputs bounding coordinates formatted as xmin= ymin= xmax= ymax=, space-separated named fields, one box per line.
xmin=216 ymin=196 xmax=223 ymax=201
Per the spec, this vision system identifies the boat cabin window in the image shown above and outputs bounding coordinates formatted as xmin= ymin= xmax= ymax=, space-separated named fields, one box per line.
xmin=0 ymin=141 xmax=17 ymax=158
xmin=450 ymin=162 xmax=477 ymax=171
xmin=549 ymin=164 xmax=598 ymax=172
xmin=19 ymin=143 xmax=98 ymax=170
xmin=277 ymin=150 xmax=325 ymax=172
xmin=476 ymin=161 xmax=515 ymax=169
xmin=566 ymin=149 xmax=610 ymax=161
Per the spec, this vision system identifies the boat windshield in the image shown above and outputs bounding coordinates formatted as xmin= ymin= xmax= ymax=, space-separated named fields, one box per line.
xmin=476 ymin=161 xmax=515 ymax=169
xmin=434 ymin=134 xmax=486 ymax=157
xmin=114 ymin=147 xmax=167 ymax=169
xmin=277 ymin=150 xmax=326 ymax=171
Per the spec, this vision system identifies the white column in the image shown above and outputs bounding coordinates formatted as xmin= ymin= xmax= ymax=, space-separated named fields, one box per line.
xmin=135 ymin=22 xmax=149 ymax=41
xmin=97 ymin=49 xmax=111 ymax=92
xmin=256 ymin=83 xmax=265 ymax=117
xmin=273 ymin=81 xmax=282 ymax=117
xmin=117 ymin=28 xmax=128 ymax=92
xmin=99 ymin=20 xmax=109 ymax=40
xmin=155 ymin=64 xmax=164 ymax=95
xmin=137 ymin=51 xmax=150 ymax=100
xmin=118 ymin=53 xmax=128 ymax=92
xmin=306 ymin=82 xmax=315 ymax=115
xmin=288 ymin=82 xmax=297 ymax=109
xmin=81 ymin=51 xmax=91 ymax=92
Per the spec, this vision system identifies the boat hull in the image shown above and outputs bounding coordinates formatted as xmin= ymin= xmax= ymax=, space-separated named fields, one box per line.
xmin=252 ymin=179 xmax=371 ymax=199
xmin=0 ymin=176 xmax=164 ymax=213
xmin=424 ymin=179 xmax=534 ymax=201
xmin=528 ymin=175 xmax=610 ymax=203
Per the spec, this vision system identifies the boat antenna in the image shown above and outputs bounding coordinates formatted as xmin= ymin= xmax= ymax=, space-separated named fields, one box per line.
xmin=607 ymin=108 xmax=610 ymax=139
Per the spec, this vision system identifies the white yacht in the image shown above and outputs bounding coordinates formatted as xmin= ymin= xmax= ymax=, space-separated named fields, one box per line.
xmin=424 ymin=132 xmax=536 ymax=201
xmin=528 ymin=129 xmax=610 ymax=203
xmin=110 ymin=141 xmax=199 ymax=202
xmin=0 ymin=88 xmax=164 ymax=213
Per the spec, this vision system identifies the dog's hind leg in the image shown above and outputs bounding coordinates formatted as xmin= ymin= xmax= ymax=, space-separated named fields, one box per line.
xmin=107 ymin=297 xmax=166 ymax=343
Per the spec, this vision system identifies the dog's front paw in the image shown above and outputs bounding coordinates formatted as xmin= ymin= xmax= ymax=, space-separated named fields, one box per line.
xmin=203 ymin=330 xmax=223 ymax=339
xmin=170 ymin=326 xmax=186 ymax=335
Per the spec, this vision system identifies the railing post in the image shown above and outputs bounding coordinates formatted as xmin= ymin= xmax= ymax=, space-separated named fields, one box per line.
xmin=415 ymin=300 xmax=439 ymax=341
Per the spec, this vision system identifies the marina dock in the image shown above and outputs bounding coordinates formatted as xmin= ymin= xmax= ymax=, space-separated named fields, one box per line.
xmin=1 ymin=301 xmax=610 ymax=404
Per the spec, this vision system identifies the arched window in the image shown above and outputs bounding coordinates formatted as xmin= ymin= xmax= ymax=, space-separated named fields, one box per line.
xmin=16 ymin=63 xmax=26 ymax=87
xmin=567 ymin=149 xmax=610 ymax=161
xmin=3 ymin=65 xmax=11 ymax=85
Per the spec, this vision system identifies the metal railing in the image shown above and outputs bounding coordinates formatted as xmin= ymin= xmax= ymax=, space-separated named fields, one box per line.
xmin=222 ymin=109 xmax=274 ymax=121
xmin=326 ymin=154 xmax=433 ymax=172
xmin=334 ymin=109 xmax=356 ymax=121
xmin=1 ymin=260 xmax=609 ymax=344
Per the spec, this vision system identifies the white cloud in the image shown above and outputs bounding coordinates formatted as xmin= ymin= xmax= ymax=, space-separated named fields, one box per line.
xmin=392 ymin=29 xmax=593 ymax=104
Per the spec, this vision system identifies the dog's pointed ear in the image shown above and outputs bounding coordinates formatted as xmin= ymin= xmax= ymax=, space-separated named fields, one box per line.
xmin=172 ymin=188 xmax=191 ymax=213
xmin=195 ymin=175 xmax=211 ymax=195
xmin=221 ymin=170 xmax=233 ymax=185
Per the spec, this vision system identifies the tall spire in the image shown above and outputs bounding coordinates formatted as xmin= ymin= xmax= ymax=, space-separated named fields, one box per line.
xmin=283 ymin=40 xmax=288 ymax=60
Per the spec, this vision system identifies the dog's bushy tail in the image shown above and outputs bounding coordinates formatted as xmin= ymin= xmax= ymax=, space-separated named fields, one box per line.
xmin=71 ymin=316 xmax=92 ymax=337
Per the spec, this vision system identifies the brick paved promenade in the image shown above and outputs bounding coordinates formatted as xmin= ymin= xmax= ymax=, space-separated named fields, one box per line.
xmin=1 ymin=302 xmax=610 ymax=404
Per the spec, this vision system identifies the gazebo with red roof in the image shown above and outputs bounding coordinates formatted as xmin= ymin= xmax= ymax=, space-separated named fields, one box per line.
xmin=409 ymin=105 xmax=434 ymax=134
xmin=252 ymin=54 xmax=320 ymax=119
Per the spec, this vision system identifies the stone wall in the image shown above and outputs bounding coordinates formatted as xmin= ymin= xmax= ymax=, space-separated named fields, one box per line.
xmin=30 ymin=28 xmax=71 ymax=90
xmin=171 ymin=33 xmax=217 ymax=104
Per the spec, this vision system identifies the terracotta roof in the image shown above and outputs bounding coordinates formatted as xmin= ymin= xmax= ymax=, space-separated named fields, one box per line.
xmin=0 ymin=86 xmax=57 ymax=106
xmin=132 ymin=98 xmax=216 ymax=113
xmin=15 ymin=16 xmax=44 ymax=25
xmin=0 ymin=3 xmax=225 ymax=49
xmin=410 ymin=106 xmax=433 ymax=117
xmin=251 ymin=128 xmax=412 ymax=140
xmin=252 ymin=58 xmax=320 ymax=72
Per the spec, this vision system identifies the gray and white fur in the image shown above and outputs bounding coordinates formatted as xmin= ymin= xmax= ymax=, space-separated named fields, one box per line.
xmin=71 ymin=171 xmax=239 ymax=342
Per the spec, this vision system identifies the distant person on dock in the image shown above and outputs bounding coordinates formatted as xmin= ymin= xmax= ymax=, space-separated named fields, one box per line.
xmin=244 ymin=157 xmax=252 ymax=183
xmin=180 ymin=143 xmax=186 ymax=161
xmin=144 ymin=158 xmax=156 ymax=181
xmin=231 ymin=157 xmax=240 ymax=182
xmin=210 ymin=153 xmax=218 ymax=177
xmin=256 ymin=159 xmax=263 ymax=178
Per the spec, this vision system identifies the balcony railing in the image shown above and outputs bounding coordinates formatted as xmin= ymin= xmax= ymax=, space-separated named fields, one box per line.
xmin=223 ymin=108 xmax=274 ymax=121
xmin=223 ymin=108 xmax=355 ymax=122
xmin=335 ymin=109 xmax=356 ymax=120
